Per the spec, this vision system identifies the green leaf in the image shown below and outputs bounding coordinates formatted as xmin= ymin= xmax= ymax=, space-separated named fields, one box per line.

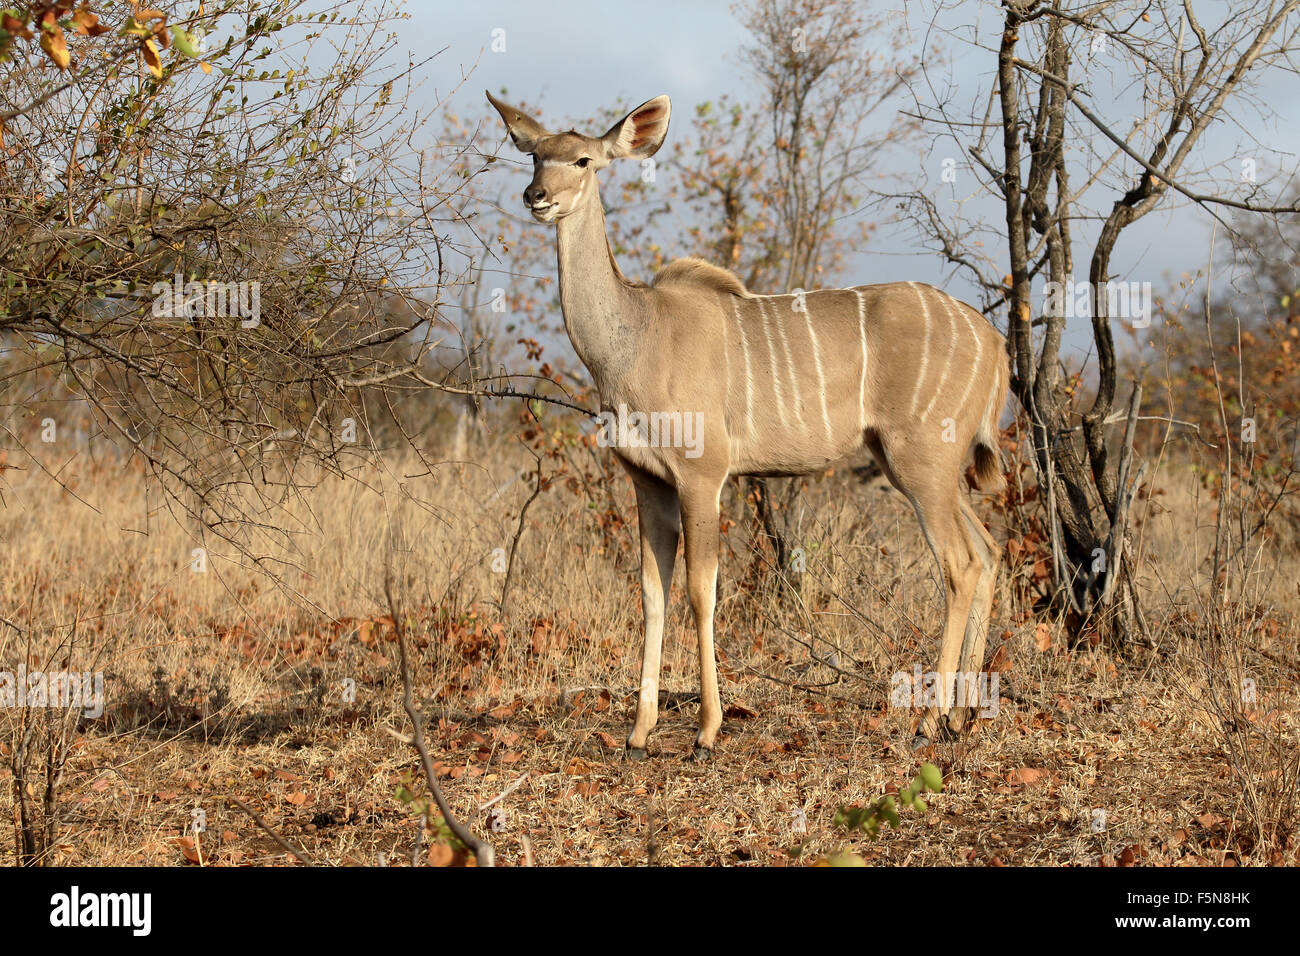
xmin=119 ymin=16 xmax=149 ymax=39
xmin=920 ymin=762 xmax=943 ymax=793
xmin=880 ymin=796 xmax=900 ymax=828
xmin=171 ymin=26 xmax=200 ymax=57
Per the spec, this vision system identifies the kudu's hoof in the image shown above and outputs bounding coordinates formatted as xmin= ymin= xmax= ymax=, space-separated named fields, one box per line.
xmin=914 ymin=708 xmax=968 ymax=751
xmin=690 ymin=745 xmax=713 ymax=763
xmin=624 ymin=746 xmax=649 ymax=762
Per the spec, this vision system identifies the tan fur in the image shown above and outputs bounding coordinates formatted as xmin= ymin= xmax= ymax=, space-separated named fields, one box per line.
xmin=654 ymin=257 xmax=749 ymax=297
xmin=488 ymin=90 xmax=1012 ymax=754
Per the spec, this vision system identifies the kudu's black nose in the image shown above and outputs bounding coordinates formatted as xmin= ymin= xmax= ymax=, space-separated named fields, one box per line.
xmin=523 ymin=184 xmax=547 ymax=206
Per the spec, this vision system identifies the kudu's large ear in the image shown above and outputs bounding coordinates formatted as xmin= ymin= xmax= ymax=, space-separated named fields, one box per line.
xmin=485 ymin=90 xmax=550 ymax=154
xmin=601 ymin=96 xmax=671 ymax=160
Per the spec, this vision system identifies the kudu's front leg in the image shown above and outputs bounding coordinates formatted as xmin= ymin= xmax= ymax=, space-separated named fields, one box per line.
xmin=680 ymin=487 xmax=724 ymax=760
xmin=625 ymin=477 xmax=680 ymax=760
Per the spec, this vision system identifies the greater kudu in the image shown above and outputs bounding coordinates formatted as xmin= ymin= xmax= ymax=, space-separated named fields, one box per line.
xmin=487 ymin=91 xmax=1009 ymax=759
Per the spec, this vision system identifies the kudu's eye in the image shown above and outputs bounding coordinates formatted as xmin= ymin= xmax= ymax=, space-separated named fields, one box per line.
xmin=576 ymin=157 xmax=591 ymax=168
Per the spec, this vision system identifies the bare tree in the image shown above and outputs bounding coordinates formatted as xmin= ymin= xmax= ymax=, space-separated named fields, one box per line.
xmin=897 ymin=0 xmax=1300 ymax=639
xmin=0 ymin=0 xmax=493 ymax=562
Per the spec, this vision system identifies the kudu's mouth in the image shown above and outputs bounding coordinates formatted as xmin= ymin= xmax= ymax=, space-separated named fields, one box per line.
xmin=527 ymin=200 xmax=558 ymax=222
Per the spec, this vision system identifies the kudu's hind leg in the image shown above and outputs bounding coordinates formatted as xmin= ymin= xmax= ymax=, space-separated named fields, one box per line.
xmin=867 ymin=435 xmax=982 ymax=746
xmin=625 ymin=476 xmax=680 ymax=760
xmin=912 ymin=500 xmax=983 ymax=745
xmin=946 ymin=498 xmax=999 ymax=733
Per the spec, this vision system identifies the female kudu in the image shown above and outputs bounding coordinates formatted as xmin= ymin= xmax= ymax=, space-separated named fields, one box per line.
xmin=488 ymin=91 xmax=1008 ymax=760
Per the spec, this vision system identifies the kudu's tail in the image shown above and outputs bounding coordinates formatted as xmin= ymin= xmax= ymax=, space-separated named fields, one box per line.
xmin=971 ymin=350 xmax=1009 ymax=493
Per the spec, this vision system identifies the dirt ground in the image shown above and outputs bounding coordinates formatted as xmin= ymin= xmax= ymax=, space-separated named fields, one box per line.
xmin=1 ymin=444 xmax=1296 ymax=866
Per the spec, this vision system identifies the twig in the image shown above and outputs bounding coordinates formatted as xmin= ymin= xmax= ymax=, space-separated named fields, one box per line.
xmin=228 ymin=795 xmax=316 ymax=866
xmin=411 ymin=371 xmax=598 ymax=418
xmin=646 ymin=798 xmax=658 ymax=867
xmin=1100 ymin=384 xmax=1141 ymax=609
xmin=477 ymin=773 xmax=529 ymax=812
xmin=500 ymin=446 xmax=544 ymax=616
xmin=384 ymin=570 xmax=495 ymax=867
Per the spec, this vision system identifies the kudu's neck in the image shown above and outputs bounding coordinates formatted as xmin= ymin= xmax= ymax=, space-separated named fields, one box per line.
xmin=554 ymin=182 xmax=644 ymax=392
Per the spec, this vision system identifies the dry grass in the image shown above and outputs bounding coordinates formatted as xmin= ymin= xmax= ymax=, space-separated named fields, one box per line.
xmin=1 ymin=431 xmax=1296 ymax=866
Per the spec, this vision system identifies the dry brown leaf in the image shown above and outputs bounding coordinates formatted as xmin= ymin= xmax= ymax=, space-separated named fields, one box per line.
xmin=426 ymin=843 xmax=454 ymax=867
xmin=724 ymin=700 xmax=759 ymax=719
xmin=176 ymin=835 xmax=201 ymax=864
xmin=1034 ymin=622 xmax=1052 ymax=652
xmin=72 ymin=6 xmax=109 ymax=37
xmin=141 ymin=38 xmax=162 ymax=79
xmin=1006 ymin=767 xmax=1049 ymax=787
xmin=40 ymin=25 xmax=70 ymax=70
xmin=3 ymin=13 xmax=33 ymax=40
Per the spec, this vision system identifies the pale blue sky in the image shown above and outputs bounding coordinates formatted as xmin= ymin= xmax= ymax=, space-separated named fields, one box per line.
xmin=413 ymin=0 xmax=1299 ymax=363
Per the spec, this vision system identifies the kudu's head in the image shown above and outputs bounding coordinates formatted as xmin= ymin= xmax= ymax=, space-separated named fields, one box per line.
xmin=486 ymin=91 xmax=671 ymax=223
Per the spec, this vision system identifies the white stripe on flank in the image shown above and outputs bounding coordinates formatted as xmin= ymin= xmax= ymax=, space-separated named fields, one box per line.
xmin=977 ymin=357 xmax=1000 ymax=441
xmin=733 ymin=297 xmax=756 ymax=441
xmin=920 ymin=293 xmax=959 ymax=422
xmin=803 ymin=298 xmax=834 ymax=444
xmin=953 ymin=305 xmax=984 ymax=413
xmin=773 ymin=297 xmax=804 ymax=424
xmin=756 ymin=298 xmax=789 ymax=428
xmin=854 ymin=290 xmax=868 ymax=429
xmin=909 ymin=282 xmax=933 ymax=419
xmin=720 ymin=298 xmax=732 ymax=450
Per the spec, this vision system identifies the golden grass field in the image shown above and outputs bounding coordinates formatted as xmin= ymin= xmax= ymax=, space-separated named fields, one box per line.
xmin=1 ymin=426 xmax=1297 ymax=866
